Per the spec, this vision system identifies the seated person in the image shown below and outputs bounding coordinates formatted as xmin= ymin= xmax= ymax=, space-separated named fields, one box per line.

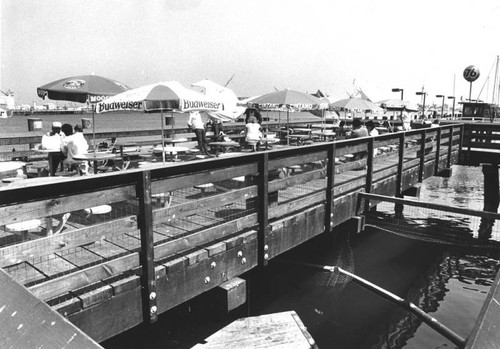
xmin=245 ymin=116 xmax=263 ymax=151
xmin=62 ymin=125 xmax=89 ymax=174
xmin=348 ymin=118 xmax=369 ymax=160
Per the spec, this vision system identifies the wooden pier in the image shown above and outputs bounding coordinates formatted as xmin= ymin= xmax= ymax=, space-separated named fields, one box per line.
xmin=2 ymin=122 xmax=495 ymax=346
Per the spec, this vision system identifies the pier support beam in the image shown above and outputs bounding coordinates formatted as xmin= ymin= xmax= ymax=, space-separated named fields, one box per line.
xmin=479 ymin=163 xmax=499 ymax=239
xmin=437 ymin=168 xmax=453 ymax=178
xmin=347 ymin=216 xmax=365 ymax=234
xmin=215 ymin=277 xmax=247 ymax=312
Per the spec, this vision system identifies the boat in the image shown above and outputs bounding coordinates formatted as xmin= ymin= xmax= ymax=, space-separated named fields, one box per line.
xmin=459 ymin=55 xmax=500 ymax=122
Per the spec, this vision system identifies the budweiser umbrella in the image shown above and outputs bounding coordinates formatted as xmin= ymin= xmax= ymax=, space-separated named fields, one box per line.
xmin=191 ymin=79 xmax=246 ymax=122
xmin=96 ymin=81 xmax=224 ymax=162
xmin=37 ymin=75 xmax=130 ymax=151
xmin=247 ymin=89 xmax=328 ymax=144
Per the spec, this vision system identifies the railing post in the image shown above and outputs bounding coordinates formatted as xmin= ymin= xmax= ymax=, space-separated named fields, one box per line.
xmin=419 ymin=129 xmax=426 ymax=182
xmin=364 ymin=138 xmax=374 ymax=213
xmin=396 ymin=132 xmax=405 ymax=197
xmin=324 ymin=143 xmax=336 ymax=235
xmin=257 ymin=152 xmax=269 ymax=266
xmin=447 ymin=125 xmax=453 ymax=168
xmin=434 ymin=127 xmax=442 ymax=175
xmin=137 ymin=170 xmax=157 ymax=323
xmin=394 ymin=132 xmax=406 ymax=216
xmin=459 ymin=124 xmax=465 ymax=164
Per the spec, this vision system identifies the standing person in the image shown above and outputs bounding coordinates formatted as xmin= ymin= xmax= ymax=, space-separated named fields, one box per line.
xmin=400 ymin=107 xmax=412 ymax=131
xmin=188 ymin=111 xmax=210 ymax=155
xmin=41 ymin=121 xmax=65 ymax=174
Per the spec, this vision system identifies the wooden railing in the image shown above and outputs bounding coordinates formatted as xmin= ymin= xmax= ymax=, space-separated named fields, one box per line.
xmin=458 ymin=122 xmax=500 ymax=165
xmin=0 ymin=124 xmax=463 ymax=342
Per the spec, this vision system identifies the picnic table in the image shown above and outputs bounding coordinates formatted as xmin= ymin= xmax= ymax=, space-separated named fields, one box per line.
xmin=34 ymin=149 xmax=62 ymax=176
xmin=209 ymin=141 xmax=241 ymax=155
xmin=72 ymin=152 xmax=123 ymax=173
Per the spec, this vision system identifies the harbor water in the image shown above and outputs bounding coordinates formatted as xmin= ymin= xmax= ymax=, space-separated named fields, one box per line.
xmin=102 ymin=165 xmax=500 ymax=348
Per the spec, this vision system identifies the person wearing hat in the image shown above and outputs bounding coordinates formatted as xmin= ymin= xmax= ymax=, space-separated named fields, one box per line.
xmin=41 ymin=121 xmax=66 ymax=174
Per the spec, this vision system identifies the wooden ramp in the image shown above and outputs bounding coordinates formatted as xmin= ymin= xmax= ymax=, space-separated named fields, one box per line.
xmin=192 ymin=310 xmax=318 ymax=349
xmin=0 ymin=268 xmax=102 ymax=349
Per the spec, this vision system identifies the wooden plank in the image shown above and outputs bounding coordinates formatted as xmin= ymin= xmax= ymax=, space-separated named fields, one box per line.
xmin=82 ymin=240 xmax=129 ymax=259
xmin=0 ymin=186 xmax=136 ymax=226
xmin=157 ymin=237 xmax=258 ymax=313
xmin=55 ymin=247 xmax=103 ymax=268
xmin=192 ymin=311 xmax=317 ymax=348
xmin=154 ymin=213 xmax=258 ymax=261
xmin=68 ymin=286 xmax=143 ymax=343
xmin=0 ymin=268 xmax=103 ymax=349
xmin=151 ymin=163 xmax=258 ymax=193
xmin=4 ymin=261 xmax=47 ymax=285
xmin=153 ymin=186 xmax=258 ymax=224
xmin=0 ymin=215 xmax=138 ymax=267
xmin=28 ymin=252 xmax=140 ymax=301
xmin=31 ymin=253 xmax=78 ymax=278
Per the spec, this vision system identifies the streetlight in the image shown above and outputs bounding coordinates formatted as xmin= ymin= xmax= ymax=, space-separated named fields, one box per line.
xmin=436 ymin=94 xmax=445 ymax=119
xmin=392 ymin=88 xmax=404 ymax=100
xmin=392 ymin=88 xmax=404 ymax=123
xmin=416 ymin=91 xmax=427 ymax=119
xmin=447 ymin=96 xmax=456 ymax=119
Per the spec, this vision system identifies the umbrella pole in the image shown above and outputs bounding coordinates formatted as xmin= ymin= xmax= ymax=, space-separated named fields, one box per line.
xmin=161 ymin=109 xmax=165 ymax=164
xmin=287 ymin=109 xmax=290 ymax=146
xmin=92 ymin=104 xmax=96 ymax=153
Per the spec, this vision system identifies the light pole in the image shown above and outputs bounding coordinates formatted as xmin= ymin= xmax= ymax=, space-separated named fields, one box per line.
xmin=392 ymin=88 xmax=404 ymax=124
xmin=416 ymin=91 xmax=427 ymax=119
xmin=436 ymin=95 xmax=445 ymax=119
xmin=392 ymin=88 xmax=404 ymax=100
xmin=447 ymin=96 xmax=456 ymax=119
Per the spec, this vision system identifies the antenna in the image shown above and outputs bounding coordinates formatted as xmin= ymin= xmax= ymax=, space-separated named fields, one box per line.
xmin=224 ymin=74 xmax=235 ymax=87
xmin=273 ymin=86 xmax=279 ymax=92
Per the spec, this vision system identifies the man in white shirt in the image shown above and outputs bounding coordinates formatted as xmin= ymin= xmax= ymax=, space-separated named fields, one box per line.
xmin=188 ymin=111 xmax=210 ymax=154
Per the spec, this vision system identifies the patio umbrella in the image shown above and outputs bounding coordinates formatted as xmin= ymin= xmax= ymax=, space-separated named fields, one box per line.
xmin=37 ymin=74 xmax=130 ymax=151
xmin=191 ymin=79 xmax=246 ymax=122
xmin=330 ymin=97 xmax=383 ymax=120
xmin=247 ymin=89 xmax=328 ymax=145
xmin=96 ymin=81 xmax=224 ymax=162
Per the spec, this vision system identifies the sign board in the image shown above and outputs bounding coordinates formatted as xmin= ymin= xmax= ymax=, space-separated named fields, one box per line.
xmin=82 ymin=118 xmax=92 ymax=129
xmin=27 ymin=118 xmax=43 ymax=131
xmin=463 ymin=65 xmax=480 ymax=82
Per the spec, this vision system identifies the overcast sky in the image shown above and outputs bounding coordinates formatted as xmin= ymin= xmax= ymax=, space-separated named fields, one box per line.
xmin=1 ymin=0 xmax=500 ymax=106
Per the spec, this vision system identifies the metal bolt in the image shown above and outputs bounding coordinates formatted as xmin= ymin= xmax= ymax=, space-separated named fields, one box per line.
xmin=241 ymin=257 xmax=246 ymax=264
xmin=150 ymin=306 xmax=157 ymax=314
xmin=204 ymin=276 xmax=211 ymax=283
xmin=264 ymin=245 xmax=268 ymax=251
xmin=210 ymin=261 xmax=216 ymax=269
xmin=264 ymin=253 xmax=269 ymax=260
xmin=237 ymin=251 xmax=243 ymax=258
xmin=149 ymin=292 xmax=156 ymax=300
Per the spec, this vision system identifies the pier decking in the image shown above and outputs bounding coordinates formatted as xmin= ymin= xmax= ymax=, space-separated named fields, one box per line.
xmin=0 ymin=123 xmax=483 ymax=345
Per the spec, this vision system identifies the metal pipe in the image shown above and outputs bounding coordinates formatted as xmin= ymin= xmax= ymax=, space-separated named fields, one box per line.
xmin=280 ymin=260 xmax=466 ymax=348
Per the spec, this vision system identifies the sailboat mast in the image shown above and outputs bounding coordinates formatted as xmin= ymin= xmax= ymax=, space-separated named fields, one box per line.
xmin=495 ymin=55 xmax=500 ymax=105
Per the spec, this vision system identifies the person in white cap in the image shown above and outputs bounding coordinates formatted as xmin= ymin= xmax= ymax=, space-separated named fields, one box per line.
xmin=41 ymin=121 xmax=66 ymax=174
